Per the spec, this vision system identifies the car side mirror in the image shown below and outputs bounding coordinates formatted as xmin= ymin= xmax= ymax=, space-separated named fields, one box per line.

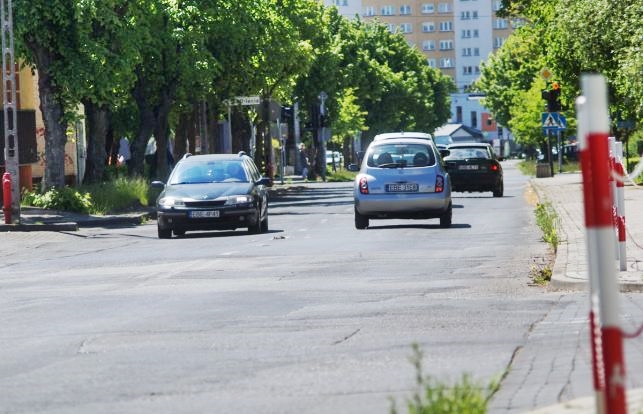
xmin=347 ymin=164 xmax=359 ymax=172
xmin=151 ymin=180 xmax=166 ymax=189
xmin=439 ymin=149 xmax=450 ymax=158
xmin=257 ymin=177 xmax=272 ymax=187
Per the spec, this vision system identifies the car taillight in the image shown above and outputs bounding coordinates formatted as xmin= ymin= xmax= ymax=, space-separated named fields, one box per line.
xmin=435 ymin=175 xmax=444 ymax=193
xmin=359 ymin=177 xmax=369 ymax=194
xmin=490 ymin=164 xmax=499 ymax=171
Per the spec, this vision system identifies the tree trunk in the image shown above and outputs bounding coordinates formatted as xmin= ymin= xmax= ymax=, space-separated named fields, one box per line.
xmin=82 ymin=100 xmax=109 ymax=183
xmin=32 ymin=47 xmax=68 ymax=190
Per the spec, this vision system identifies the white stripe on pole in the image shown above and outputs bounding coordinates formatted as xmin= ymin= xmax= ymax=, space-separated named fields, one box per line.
xmin=581 ymin=73 xmax=626 ymax=414
xmin=577 ymin=94 xmax=605 ymax=413
xmin=614 ymin=141 xmax=627 ymax=271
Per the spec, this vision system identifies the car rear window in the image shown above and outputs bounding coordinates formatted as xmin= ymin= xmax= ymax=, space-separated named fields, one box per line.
xmin=366 ymin=143 xmax=435 ymax=168
xmin=447 ymin=147 xmax=491 ymax=160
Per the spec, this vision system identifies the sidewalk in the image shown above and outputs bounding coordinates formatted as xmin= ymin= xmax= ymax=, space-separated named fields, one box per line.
xmin=530 ymin=172 xmax=643 ymax=292
xmin=528 ymin=172 xmax=643 ymax=413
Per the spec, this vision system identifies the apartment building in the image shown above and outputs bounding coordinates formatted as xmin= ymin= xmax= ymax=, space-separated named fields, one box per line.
xmin=325 ymin=0 xmax=516 ymax=144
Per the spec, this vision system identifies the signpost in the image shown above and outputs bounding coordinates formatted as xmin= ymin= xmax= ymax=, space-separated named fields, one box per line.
xmin=225 ymin=96 xmax=261 ymax=155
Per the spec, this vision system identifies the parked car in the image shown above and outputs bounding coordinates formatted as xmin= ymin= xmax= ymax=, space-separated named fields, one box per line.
xmin=326 ymin=150 xmax=343 ymax=169
xmin=353 ymin=132 xmax=452 ymax=229
xmin=152 ymin=152 xmax=270 ymax=238
xmin=443 ymin=142 xmax=503 ymax=197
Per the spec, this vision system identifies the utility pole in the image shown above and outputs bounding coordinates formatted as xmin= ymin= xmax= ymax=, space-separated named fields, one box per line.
xmin=318 ymin=91 xmax=327 ymax=182
xmin=1 ymin=0 xmax=20 ymax=223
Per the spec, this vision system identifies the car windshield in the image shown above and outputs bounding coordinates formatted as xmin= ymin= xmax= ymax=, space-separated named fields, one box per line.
xmin=447 ymin=147 xmax=490 ymax=160
xmin=169 ymin=160 xmax=248 ymax=184
xmin=366 ymin=143 xmax=435 ymax=168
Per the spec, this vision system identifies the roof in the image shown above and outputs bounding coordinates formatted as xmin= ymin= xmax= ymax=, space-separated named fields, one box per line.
xmin=433 ymin=123 xmax=484 ymax=141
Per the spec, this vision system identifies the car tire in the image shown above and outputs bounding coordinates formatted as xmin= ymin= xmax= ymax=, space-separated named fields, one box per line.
xmin=248 ymin=209 xmax=262 ymax=234
xmin=493 ymin=181 xmax=504 ymax=197
xmin=260 ymin=214 xmax=269 ymax=233
xmin=158 ymin=225 xmax=172 ymax=239
xmin=355 ymin=210 xmax=369 ymax=229
xmin=173 ymin=229 xmax=186 ymax=237
xmin=440 ymin=203 xmax=452 ymax=228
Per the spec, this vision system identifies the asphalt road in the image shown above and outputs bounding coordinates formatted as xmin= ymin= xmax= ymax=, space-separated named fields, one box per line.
xmin=2 ymin=161 xmax=641 ymax=413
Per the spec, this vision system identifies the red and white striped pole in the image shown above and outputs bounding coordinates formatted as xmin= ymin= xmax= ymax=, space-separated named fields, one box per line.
xmin=576 ymin=93 xmax=605 ymax=413
xmin=579 ymin=74 xmax=627 ymax=414
xmin=614 ymin=141 xmax=627 ymax=271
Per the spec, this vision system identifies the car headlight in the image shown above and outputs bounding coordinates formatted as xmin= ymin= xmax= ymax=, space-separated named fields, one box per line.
xmin=158 ymin=197 xmax=186 ymax=207
xmin=225 ymin=195 xmax=254 ymax=205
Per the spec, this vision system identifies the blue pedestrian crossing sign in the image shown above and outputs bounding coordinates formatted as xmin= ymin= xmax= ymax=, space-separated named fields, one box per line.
xmin=542 ymin=112 xmax=566 ymax=131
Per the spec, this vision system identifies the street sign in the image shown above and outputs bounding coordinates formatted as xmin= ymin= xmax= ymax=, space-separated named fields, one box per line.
xmin=224 ymin=96 xmax=261 ymax=106
xmin=542 ymin=112 xmax=566 ymax=131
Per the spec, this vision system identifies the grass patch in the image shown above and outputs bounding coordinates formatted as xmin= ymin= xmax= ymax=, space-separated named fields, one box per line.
xmin=530 ymin=261 xmax=553 ymax=285
xmin=390 ymin=343 xmax=499 ymax=414
xmin=326 ymin=169 xmax=357 ymax=182
xmin=22 ymin=176 xmax=153 ymax=215
xmin=535 ymin=202 xmax=559 ymax=253
xmin=518 ymin=159 xmax=580 ymax=176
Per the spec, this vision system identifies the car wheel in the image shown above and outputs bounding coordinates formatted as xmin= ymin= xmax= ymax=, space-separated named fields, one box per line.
xmin=248 ymin=209 xmax=262 ymax=234
xmin=158 ymin=224 xmax=172 ymax=239
xmin=355 ymin=210 xmax=369 ymax=229
xmin=260 ymin=214 xmax=269 ymax=233
xmin=493 ymin=181 xmax=504 ymax=197
xmin=173 ymin=229 xmax=185 ymax=237
xmin=439 ymin=203 xmax=452 ymax=228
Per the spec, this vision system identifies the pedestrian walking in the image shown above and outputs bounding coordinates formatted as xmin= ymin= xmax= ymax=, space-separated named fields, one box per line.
xmin=117 ymin=136 xmax=132 ymax=174
xmin=299 ymin=143 xmax=310 ymax=181
xmin=145 ymin=136 xmax=158 ymax=179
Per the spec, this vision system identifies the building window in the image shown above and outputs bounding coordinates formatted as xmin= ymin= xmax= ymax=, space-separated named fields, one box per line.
xmin=493 ymin=0 xmax=502 ymax=11
xmin=423 ymin=22 xmax=435 ymax=32
xmin=422 ymin=3 xmax=435 ymax=14
xmin=400 ymin=23 xmax=412 ymax=33
xmin=427 ymin=58 xmax=436 ymax=68
xmin=400 ymin=5 xmax=412 ymax=14
xmin=462 ymin=48 xmax=471 ymax=57
xmin=461 ymin=29 xmax=471 ymax=38
xmin=439 ymin=40 xmax=453 ymax=50
xmin=494 ymin=18 xmax=508 ymax=29
xmin=439 ymin=21 xmax=453 ymax=31
xmin=474 ymin=47 xmax=480 ymax=56
xmin=461 ymin=11 xmax=470 ymax=19
xmin=473 ymin=29 xmax=479 ymax=37
xmin=471 ymin=111 xmax=477 ymax=128
xmin=463 ymin=66 xmax=473 ymax=75
xmin=386 ymin=23 xmax=397 ymax=33
xmin=494 ymin=37 xmax=505 ymax=48
xmin=438 ymin=3 xmax=451 ymax=13
xmin=456 ymin=106 xmax=463 ymax=123
xmin=422 ymin=40 xmax=436 ymax=50
xmin=475 ymin=65 xmax=480 ymax=74
xmin=472 ymin=11 xmax=478 ymax=19
xmin=363 ymin=6 xmax=376 ymax=16
xmin=381 ymin=5 xmax=395 ymax=15
xmin=439 ymin=57 xmax=453 ymax=68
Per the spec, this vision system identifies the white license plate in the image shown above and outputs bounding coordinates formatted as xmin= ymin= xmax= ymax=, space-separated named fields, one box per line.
xmin=386 ymin=183 xmax=419 ymax=192
xmin=459 ymin=165 xmax=479 ymax=170
xmin=189 ymin=210 xmax=220 ymax=218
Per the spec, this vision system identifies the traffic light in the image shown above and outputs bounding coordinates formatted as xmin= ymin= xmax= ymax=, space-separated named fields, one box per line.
xmin=280 ymin=106 xmax=292 ymax=123
xmin=541 ymin=82 xmax=561 ymax=113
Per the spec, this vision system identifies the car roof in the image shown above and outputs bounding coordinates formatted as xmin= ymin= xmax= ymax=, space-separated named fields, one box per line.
xmin=373 ymin=132 xmax=433 ymax=141
xmin=446 ymin=142 xmax=491 ymax=148
xmin=369 ymin=137 xmax=438 ymax=147
xmin=179 ymin=153 xmax=249 ymax=164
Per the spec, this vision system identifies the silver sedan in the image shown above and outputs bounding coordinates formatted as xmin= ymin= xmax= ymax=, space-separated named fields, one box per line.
xmin=353 ymin=134 xmax=452 ymax=229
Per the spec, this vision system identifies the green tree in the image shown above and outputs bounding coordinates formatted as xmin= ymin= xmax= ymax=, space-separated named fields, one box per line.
xmin=14 ymin=0 xmax=84 ymax=190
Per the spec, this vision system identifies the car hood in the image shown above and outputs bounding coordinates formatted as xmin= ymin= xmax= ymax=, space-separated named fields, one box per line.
xmin=161 ymin=183 xmax=253 ymax=200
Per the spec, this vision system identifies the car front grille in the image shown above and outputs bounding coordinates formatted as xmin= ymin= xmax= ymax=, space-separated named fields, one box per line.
xmin=185 ymin=199 xmax=227 ymax=208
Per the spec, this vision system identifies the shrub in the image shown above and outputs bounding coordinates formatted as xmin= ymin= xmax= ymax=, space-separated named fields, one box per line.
xmin=22 ymin=186 xmax=93 ymax=213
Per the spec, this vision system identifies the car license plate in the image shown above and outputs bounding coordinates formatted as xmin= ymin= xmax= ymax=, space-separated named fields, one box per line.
xmin=189 ymin=210 xmax=220 ymax=218
xmin=459 ymin=165 xmax=479 ymax=170
xmin=386 ymin=183 xmax=418 ymax=192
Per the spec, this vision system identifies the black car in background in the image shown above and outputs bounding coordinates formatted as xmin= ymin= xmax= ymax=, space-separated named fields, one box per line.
xmin=443 ymin=143 xmax=504 ymax=197
xmin=152 ymin=152 xmax=270 ymax=238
